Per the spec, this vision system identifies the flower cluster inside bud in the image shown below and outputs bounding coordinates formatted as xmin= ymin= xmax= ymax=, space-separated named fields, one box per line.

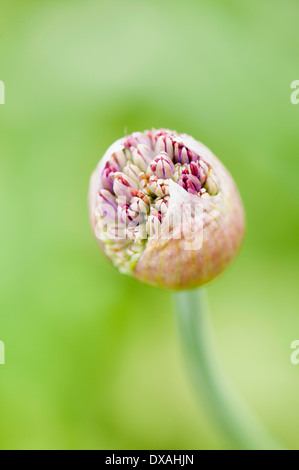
xmin=95 ymin=129 xmax=219 ymax=274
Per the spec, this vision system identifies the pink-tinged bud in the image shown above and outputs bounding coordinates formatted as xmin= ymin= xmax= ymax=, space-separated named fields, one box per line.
xmin=189 ymin=161 xmax=208 ymax=185
xmin=132 ymin=144 xmax=153 ymax=171
xmin=155 ymin=135 xmax=166 ymax=154
xmin=146 ymin=209 xmax=162 ymax=238
xmin=130 ymin=195 xmax=150 ymax=214
xmin=154 ymin=197 xmax=169 ymax=215
xmin=147 ymin=176 xmax=170 ymax=198
xmin=100 ymin=162 xmax=117 ymax=192
xmin=113 ymin=172 xmax=138 ymax=201
xmin=96 ymin=190 xmax=118 ymax=223
xmin=95 ymin=202 xmax=117 ymax=223
xmin=124 ymin=131 xmax=153 ymax=149
xmin=118 ymin=201 xmax=135 ymax=225
xmin=149 ymin=152 xmax=175 ymax=179
xmin=110 ymin=149 xmax=128 ymax=170
xmin=165 ymin=137 xmax=174 ymax=159
xmin=97 ymin=189 xmax=117 ymax=209
xmin=89 ymin=129 xmax=245 ymax=288
xmin=178 ymin=174 xmax=202 ymax=195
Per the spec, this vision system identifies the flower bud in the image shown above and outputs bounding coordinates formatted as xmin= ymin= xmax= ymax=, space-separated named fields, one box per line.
xmin=147 ymin=176 xmax=170 ymax=198
xmin=154 ymin=197 xmax=169 ymax=215
xmin=124 ymin=131 xmax=152 ymax=149
xmin=97 ymin=189 xmax=117 ymax=209
xmin=110 ymin=149 xmax=128 ymax=170
xmin=189 ymin=161 xmax=208 ymax=185
xmin=89 ymin=129 xmax=245 ymax=289
xmin=178 ymin=174 xmax=202 ymax=195
xmin=146 ymin=209 xmax=162 ymax=238
xmin=204 ymin=170 xmax=219 ymax=195
xmin=149 ymin=152 xmax=175 ymax=179
xmin=132 ymin=144 xmax=153 ymax=171
xmin=130 ymin=195 xmax=151 ymax=214
xmin=100 ymin=162 xmax=117 ymax=192
xmin=122 ymin=162 xmax=141 ymax=184
xmin=113 ymin=172 xmax=138 ymax=201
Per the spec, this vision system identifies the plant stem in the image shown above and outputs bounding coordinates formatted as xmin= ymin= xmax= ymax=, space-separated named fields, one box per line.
xmin=174 ymin=288 xmax=283 ymax=450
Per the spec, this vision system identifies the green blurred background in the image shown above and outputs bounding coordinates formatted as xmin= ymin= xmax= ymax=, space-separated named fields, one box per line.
xmin=0 ymin=0 xmax=299 ymax=450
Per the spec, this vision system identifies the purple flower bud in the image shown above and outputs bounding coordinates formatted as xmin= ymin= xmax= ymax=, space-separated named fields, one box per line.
xmin=178 ymin=174 xmax=202 ymax=194
xmin=189 ymin=161 xmax=208 ymax=185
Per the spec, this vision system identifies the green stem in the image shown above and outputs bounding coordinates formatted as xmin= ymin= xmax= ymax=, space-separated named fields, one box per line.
xmin=174 ymin=288 xmax=283 ymax=450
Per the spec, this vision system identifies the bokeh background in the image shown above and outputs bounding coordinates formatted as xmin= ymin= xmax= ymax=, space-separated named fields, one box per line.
xmin=0 ymin=0 xmax=299 ymax=450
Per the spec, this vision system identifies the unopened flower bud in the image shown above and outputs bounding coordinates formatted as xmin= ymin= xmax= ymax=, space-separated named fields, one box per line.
xmin=122 ymin=162 xmax=141 ymax=184
xmin=100 ymin=162 xmax=117 ymax=192
xmin=204 ymin=170 xmax=218 ymax=196
xmin=189 ymin=161 xmax=208 ymax=185
xmin=178 ymin=174 xmax=202 ymax=195
xmin=154 ymin=197 xmax=169 ymax=215
xmin=149 ymin=152 xmax=175 ymax=179
xmin=146 ymin=209 xmax=162 ymax=238
xmin=132 ymin=145 xmax=153 ymax=171
xmin=97 ymin=189 xmax=117 ymax=209
xmin=147 ymin=176 xmax=170 ymax=198
xmin=113 ymin=173 xmax=138 ymax=200
xmin=130 ymin=196 xmax=150 ymax=214
xmin=89 ymin=128 xmax=245 ymax=289
xmin=110 ymin=149 xmax=128 ymax=170
xmin=124 ymin=131 xmax=152 ymax=149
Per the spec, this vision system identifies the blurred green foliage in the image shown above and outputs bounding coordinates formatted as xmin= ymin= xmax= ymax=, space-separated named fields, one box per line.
xmin=0 ymin=0 xmax=299 ymax=449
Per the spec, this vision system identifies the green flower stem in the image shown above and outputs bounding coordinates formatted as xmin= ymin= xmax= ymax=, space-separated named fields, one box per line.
xmin=174 ymin=288 xmax=283 ymax=450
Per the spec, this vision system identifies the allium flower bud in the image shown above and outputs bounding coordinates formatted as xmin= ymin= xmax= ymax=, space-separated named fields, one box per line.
xmin=178 ymin=173 xmax=202 ymax=194
xmin=89 ymin=128 xmax=245 ymax=289
xmin=132 ymin=145 xmax=153 ymax=172
xmin=149 ymin=152 xmax=175 ymax=179
xmin=113 ymin=173 xmax=138 ymax=200
xmin=100 ymin=162 xmax=117 ymax=192
xmin=122 ymin=162 xmax=141 ymax=184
